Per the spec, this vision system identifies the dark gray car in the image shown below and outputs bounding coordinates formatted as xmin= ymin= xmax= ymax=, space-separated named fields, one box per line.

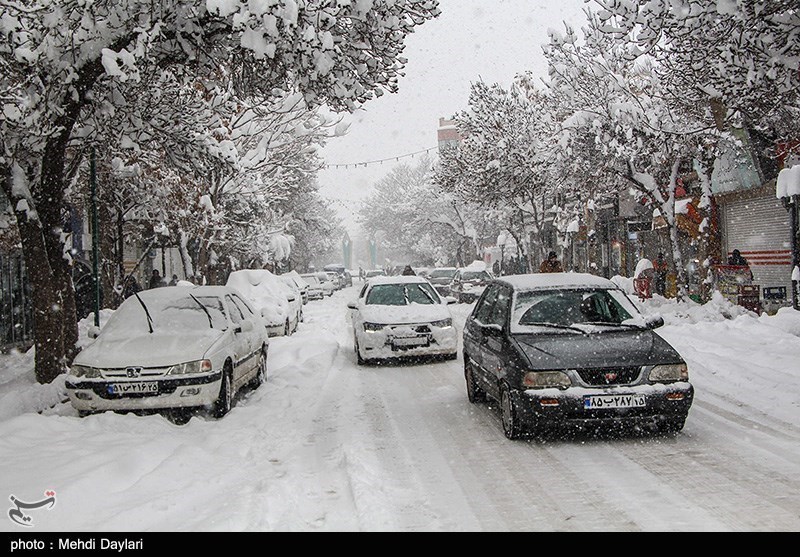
xmin=462 ymin=273 xmax=694 ymax=439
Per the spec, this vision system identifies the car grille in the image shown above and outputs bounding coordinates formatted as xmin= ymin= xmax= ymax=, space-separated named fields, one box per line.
xmin=576 ymin=367 xmax=641 ymax=386
xmin=388 ymin=324 xmax=431 ymax=335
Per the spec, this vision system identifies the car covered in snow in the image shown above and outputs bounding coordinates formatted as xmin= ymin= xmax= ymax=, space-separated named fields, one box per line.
xmin=300 ymin=273 xmax=326 ymax=300
xmin=348 ymin=275 xmax=458 ymax=364
xmin=449 ymin=267 xmax=493 ymax=303
xmin=426 ymin=267 xmax=458 ymax=297
xmin=65 ymin=286 xmax=269 ymax=421
xmin=281 ymin=271 xmax=310 ymax=305
xmin=462 ymin=273 xmax=694 ymax=439
xmin=314 ymin=272 xmax=336 ymax=297
xmin=227 ymin=270 xmax=302 ymax=337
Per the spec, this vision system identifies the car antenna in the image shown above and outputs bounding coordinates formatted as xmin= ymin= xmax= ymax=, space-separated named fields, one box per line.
xmin=132 ymin=291 xmax=154 ymax=334
xmin=189 ymin=293 xmax=214 ymax=329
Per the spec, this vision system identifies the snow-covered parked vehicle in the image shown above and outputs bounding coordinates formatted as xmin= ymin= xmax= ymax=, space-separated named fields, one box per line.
xmin=65 ymin=286 xmax=269 ymax=421
xmin=348 ymin=275 xmax=458 ymax=364
xmin=227 ymin=270 xmax=302 ymax=337
xmin=449 ymin=267 xmax=493 ymax=303
xmin=463 ymin=273 xmax=694 ymax=439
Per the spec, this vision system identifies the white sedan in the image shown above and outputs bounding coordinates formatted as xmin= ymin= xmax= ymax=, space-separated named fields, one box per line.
xmin=65 ymin=286 xmax=269 ymax=422
xmin=227 ymin=270 xmax=302 ymax=337
xmin=347 ymin=276 xmax=458 ymax=365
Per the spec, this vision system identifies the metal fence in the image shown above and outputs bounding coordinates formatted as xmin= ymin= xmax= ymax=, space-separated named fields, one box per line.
xmin=0 ymin=251 xmax=33 ymax=351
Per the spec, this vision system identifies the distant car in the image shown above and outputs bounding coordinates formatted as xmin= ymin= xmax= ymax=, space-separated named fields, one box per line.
xmin=324 ymin=264 xmax=353 ymax=287
xmin=315 ymin=272 xmax=336 ymax=297
xmin=347 ymin=275 xmax=458 ymax=365
xmin=427 ymin=267 xmax=457 ymax=297
xmin=65 ymin=286 xmax=269 ymax=421
xmin=449 ymin=268 xmax=493 ymax=303
xmin=326 ymin=271 xmax=343 ymax=290
xmin=365 ymin=269 xmax=387 ymax=279
xmin=300 ymin=274 xmax=326 ymax=300
xmin=280 ymin=271 xmax=310 ymax=305
xmin=462 ymin=273 xmax=694 ymax=439
xmin=227 ymin=270 xmax=302 ymax=337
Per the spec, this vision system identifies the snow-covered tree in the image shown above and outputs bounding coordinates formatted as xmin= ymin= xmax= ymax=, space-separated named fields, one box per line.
xmin=0 ymin=0 xmax=441 ymax=383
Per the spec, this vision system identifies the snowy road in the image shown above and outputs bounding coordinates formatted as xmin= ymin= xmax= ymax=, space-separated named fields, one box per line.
xmin=1 ymin=283 xmax=799 ymax=532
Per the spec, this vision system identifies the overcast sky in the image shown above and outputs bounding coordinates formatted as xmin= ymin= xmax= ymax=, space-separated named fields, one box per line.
xmin=317 ymin=0 xmax=591 ymax=233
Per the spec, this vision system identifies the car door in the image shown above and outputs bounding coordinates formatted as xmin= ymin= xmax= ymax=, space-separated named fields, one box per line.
xmin=231 ymin=293 xmax=264 ymax=375
xmin=479 ymin=285 xmax=513 ymax=394
xmin=225 ymin=294 xmax=253 ymax=389
xmin=464 ymin=285 xmax=500 ymax=398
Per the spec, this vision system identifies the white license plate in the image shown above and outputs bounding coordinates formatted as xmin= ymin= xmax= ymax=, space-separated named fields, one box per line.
xmin=584 ymin=394 xmax=646 ymax=409
xmin=393 ymin=337 xmax=428 ymax=347
xmin=108 ymin=382 xmax=159 ymax=395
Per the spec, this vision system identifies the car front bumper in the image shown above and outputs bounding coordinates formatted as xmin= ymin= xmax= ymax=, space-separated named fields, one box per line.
xmin=357 ymin=325 xmax=458 ymax=359
xmin=65 ymin=372 xmax=223 ymax=412
xmin=515 ymin=382 xmax=694 ymax=429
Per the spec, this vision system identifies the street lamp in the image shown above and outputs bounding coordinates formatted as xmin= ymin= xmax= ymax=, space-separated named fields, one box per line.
xmin=497 ymin=232 xmax=508 ymax=276
xmin=777 ymin=166 xmax=800 ymax=310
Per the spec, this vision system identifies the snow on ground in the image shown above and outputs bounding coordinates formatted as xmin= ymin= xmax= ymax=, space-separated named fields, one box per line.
xmin=0 ymin=283 xmax=798 ymax=531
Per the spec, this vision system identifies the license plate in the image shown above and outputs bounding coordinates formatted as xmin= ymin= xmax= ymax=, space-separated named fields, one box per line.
xmin=393 ymin=337 xmax=428 ymax=348
xmin=108 ymin=382 xmax=159 ymax=395
xmin=584 ymin=394 xmax=645 ymax=409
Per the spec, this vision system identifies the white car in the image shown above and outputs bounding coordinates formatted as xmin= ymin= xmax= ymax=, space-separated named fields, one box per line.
xmin=281 ymin=270 xmax=310 ymax=305
xmin=347 ymin=275 xmax=459 ymax=364
xmin=227 ymin=270 xmax=302 ymax=337
xmin=315 ymin=272 xmax=336 ymax=297
xmin=65 ymin=286 xmax=269 ymax=421
xmin=300 ymin=274 xmax=326 ymax=300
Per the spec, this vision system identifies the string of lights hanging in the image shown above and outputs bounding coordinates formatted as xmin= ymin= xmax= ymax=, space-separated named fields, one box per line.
xmin=323 ymin=146 xmax=439 ymax=169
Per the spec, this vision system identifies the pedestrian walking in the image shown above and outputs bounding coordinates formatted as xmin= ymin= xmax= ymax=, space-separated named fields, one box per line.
xmin=539 ymin=251 xmax=563 ymax=273
xmin=653 ymin=252 xmax=668 ymax=296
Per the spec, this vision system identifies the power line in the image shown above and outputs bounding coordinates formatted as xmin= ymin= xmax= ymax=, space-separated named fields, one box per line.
xmin=323 ymin=146 xmax=439 ymax=169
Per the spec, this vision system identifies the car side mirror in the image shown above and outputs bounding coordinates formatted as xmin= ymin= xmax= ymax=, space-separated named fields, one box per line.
xmin=88 ymin=325 xmax=101 ymax=339
xmin=444 ymin=296 xmax=457 ymax=305
xmin=287 ymin=295 xmax=296 ymax=303
xmin=645 ymin=315 xmax=664 ymax=330
xmin=347 ymin=301 xmax=358 ymax=310
xmin=483 ymin=323 xmax=504 ymax=336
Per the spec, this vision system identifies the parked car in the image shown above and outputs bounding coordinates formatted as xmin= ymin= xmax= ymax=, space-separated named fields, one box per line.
xmin=326 ymin=271 xmax=343 ymax=290
xmin=427 ymin=267 xmax=457 ymax=297
xmin=227 ymin=270 xmax=302 ymax=337
xmin=280 ymin=271 xmax=310 ymax=305
xmin=300 ymin=274 xmax=326 ymax=300
xmin=65 ymin=286 xmax=269 ymax=421
xmin=449 ymin=267 xmax=493 ymax=303
xmin=462 ymin=273 xmax=694 ymax=439
xmin=324 ymin=264 xmax=353 ymax=287
xmin=315 ymin=272 xmax=336 ymax=297
xmin=347 ymin=275 xmax=458 ymax=365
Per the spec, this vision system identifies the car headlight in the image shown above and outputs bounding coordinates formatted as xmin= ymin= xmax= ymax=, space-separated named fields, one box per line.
xmin=70 ymin=365 xmax=101 ymax=379
xmin=167 ymin=360 xmax=213 ymax=376
xmin=430 ymin=318 xmax=452 ymax=328
xmin=523 ymin=371 xmax=572 ymax=389
xmin=363 ymin=322 xmax=385 ymax=333
xmin=649 ymin=363 xmax=688 ymax=382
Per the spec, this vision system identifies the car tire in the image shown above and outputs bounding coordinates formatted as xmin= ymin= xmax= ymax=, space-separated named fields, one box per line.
xmin=166 ymin=409 xmax=192 ymax=425
xmin=213 ymin=366 xmax=233 ymax=418
xmin=284 ymin=320 xmax=291 ymax=336
xmin=465 ymin=359 xmax=486 ymax=403
xmin=500 ymin=382 xmax=525 ymax=440
xmin=445 ymin=352 xmax=458 ymax=361
xmin=250 ymin=346 xmax=267 ymax=388
xmin=300 ymin=309 xmax=304 ymax=323
xmin=355 ymin=336 xmax=367 ymax=366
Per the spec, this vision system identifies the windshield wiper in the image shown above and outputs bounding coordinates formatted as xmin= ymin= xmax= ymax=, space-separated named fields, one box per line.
xmin=189 ymin=294 xmax=214 ymax=329
xmin=522 ymin=322 xmax=585 ymax=333
xmin=133 ymin=291 xmax=154 ymax=334
xmin=582 ymin=321 xmax=645 ymax=330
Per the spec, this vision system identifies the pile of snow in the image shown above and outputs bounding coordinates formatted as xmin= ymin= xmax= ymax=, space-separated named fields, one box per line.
xmin=635 ymin=290 xmax=760 ymax=325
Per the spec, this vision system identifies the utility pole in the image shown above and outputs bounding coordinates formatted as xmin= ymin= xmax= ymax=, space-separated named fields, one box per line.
xmin=90 ymin=148 xmax=100 ymax=327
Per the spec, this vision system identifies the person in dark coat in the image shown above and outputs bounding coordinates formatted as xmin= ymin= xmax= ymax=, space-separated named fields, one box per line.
xmin=539 ymin=251 xmax=563 ymax=273
xmin=728 ymin=249 xmax=748 ymax=266
xmin=653 ymin=252 xmax=668 ymax=296
xmin=401 ymin=265 xmax=416 ymax=276
xmin=122 ymin=276 xmax=142 ymax=299
xmin=168 ymin=274 xmax=179 ymax=286
xmin=149 ymin=269 xmax=166 ymax=289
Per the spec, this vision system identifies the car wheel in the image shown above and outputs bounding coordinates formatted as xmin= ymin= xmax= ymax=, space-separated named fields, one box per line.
xmin=213 ymin=366 xmax=233 ymax=418
xmin=166 ymin=409 xmax=192 ymax=425
xmin=300 ymin=309 xmax=304 ymax=323
xmin=500 ymin=382 xmax=525 ymax=440
xmin=465 ymin=359 xmax=486 ymax=403
xmin=250 ymin=346 xmax=267 ymax=388
xmin=355 ymin=336 xmax=367 ymax=365
xmin=284 ymin=320 xmax=291 ymax=336
xmin=660 ymin=416 xmax=686 ymax=434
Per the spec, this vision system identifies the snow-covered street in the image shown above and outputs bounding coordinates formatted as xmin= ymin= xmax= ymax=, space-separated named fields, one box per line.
xmin=1 ymin=283 xmax=799 ymax=532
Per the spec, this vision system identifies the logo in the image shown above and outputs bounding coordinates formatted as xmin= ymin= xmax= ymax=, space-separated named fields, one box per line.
xmin=8 ymin=491 xmax=56 ymax=527
xmin=604 ymin=372 xmax=618 ymax=383
xmin=126 ymin=367 xmax=142 ymax=378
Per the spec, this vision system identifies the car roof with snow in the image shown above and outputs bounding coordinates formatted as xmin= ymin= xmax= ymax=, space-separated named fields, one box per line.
xmin=496 ymin=273 xmax=619 ymax=291
xmin=366 ymin=275 xmax=429 ymax=286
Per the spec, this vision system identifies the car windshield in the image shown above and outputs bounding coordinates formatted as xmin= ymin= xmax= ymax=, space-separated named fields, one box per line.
xmin=461 ymin=271 xmax=491 ymax=281
xmin=430 ymin=269 xmax=456 ymax=279
xmin=102 ymin=294 xmax=228 ymax=338
xmin=512 ymin=288 xmax=643 ymax=333
xmin=366 ymin=283 xmax=440 ymax=306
